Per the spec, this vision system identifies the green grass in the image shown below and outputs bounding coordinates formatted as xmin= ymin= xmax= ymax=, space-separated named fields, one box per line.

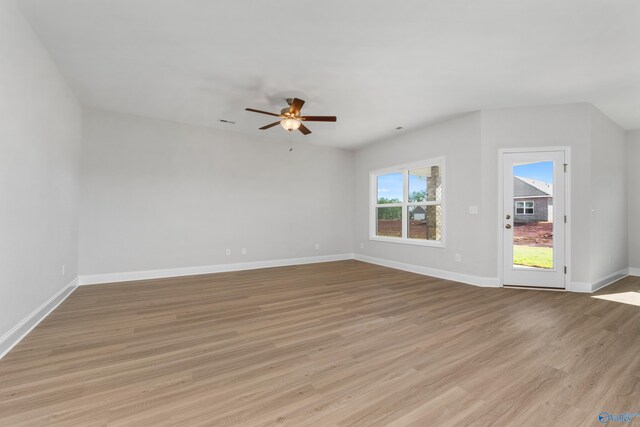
xmin=513 ymin=245 xmax=553 ymax=269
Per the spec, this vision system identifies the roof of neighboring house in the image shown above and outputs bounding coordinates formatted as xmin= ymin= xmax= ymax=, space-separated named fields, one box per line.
xmin=412 ymin=206 xmax=426 ymax=214
xmin=514 ymin=176 xmax=553 ymax=197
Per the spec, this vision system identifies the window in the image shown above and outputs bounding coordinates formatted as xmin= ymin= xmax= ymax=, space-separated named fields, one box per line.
xmin=515 ymin=201 xmax=534 ymax=215
xmin=370 ymin=158 xmax=444 ymax=247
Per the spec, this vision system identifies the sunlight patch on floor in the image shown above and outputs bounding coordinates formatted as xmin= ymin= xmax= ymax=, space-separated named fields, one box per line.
xmin=592 ymin=291 xmax=640 ymax=307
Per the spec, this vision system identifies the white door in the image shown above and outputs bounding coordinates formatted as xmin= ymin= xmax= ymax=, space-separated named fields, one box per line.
xmin=502 ymin=150 xmax=566 ymax=288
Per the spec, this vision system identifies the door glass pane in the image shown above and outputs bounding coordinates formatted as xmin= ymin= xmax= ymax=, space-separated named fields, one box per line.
xmin=512 ymin=161 xmax=553 ymax=269
xmin=408 ymin=205 xmax=441 ymax=240
xmin=377 ymin=207 xmax=402 ymax=237
xmin=377 ymin=173 xmax=403 ymax=204
xmin=409 ymin=166 xmax=441 ymax=202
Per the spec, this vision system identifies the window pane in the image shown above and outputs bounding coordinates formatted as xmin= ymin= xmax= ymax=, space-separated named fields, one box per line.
xmin=409 ymin=166 xmax=441 ymax=202
xmin=408 ymin=205 xmax=441 ymax=240
xmin=377 ymin=207 xmax=402 ymax=237
xmin=377 ymin=173 xmax=403 ymax=204
xmin=513 ymin=161 xmax=554 ymax=269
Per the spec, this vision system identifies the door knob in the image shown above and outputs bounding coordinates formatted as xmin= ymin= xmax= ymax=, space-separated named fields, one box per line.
xmin=505 ymin=224 xmax=512 ymax=229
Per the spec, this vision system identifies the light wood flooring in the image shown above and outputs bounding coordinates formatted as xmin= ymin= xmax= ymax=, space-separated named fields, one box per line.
xmin=1 ymin=260 xmax=639 ymax=426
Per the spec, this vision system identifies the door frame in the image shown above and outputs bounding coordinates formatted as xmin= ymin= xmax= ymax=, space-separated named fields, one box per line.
xmin=497 ymin=146 xmax=571 ymax=289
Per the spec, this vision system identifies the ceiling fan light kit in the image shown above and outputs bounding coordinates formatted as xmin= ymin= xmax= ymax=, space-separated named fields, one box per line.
xmin=281 ymin=117 xmax=301 ymax=131
xmin=245 ymin=98 xmax=337 ymax=136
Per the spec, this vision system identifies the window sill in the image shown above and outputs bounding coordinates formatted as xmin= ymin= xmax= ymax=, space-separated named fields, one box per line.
xmin=369 ymin=236 xmax=445 ymax=248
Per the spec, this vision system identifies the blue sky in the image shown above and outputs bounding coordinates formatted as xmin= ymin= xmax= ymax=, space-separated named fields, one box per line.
xmin=513 ymin=161 xmax=553 ymax=184
xmin=378 ymin=162 xmax=552 ymax=202
xmin=377 ymin=173 xmax=428 ymax=201
xmin=377 ymin=173 xmax=403 ymax=200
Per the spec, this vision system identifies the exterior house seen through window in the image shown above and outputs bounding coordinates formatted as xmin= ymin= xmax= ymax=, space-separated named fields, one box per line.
xmin=515 ymin=201 xmax=534 ymax=215
xmin=370 ymin=158 xmax=445 ymax=247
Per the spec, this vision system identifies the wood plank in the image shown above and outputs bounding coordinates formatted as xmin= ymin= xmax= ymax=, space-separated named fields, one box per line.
xmin=0 ymin=260 xmax=638 ymax=426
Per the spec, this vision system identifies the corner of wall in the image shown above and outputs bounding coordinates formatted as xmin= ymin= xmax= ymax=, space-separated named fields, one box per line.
xmin=588 ymin=105 xmax=629 ymax=284
xmin=0 ymin=0 xmax=83 ymax=346
xmin=627 ymin=129 xmax=640 ymax=271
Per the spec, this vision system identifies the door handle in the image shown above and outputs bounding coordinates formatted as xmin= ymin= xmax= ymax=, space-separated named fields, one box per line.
xmin=505 ymin=224 xmax=512 ymax=229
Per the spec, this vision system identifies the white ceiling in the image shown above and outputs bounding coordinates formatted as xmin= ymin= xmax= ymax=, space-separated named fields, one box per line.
xmin=16 ymin=0 xmax=640 ymax=149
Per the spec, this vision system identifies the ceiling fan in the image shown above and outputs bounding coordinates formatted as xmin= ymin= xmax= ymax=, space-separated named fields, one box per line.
xmin=245 ymin=98 xmax=337 ymax=135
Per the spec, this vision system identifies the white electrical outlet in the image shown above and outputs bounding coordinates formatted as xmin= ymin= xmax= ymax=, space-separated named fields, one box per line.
xmin=360 ymin=243 xmax=364 ymax=249
xmin=455 ymin=254 xmax=461 ymax=262
xmin=469 ymin=205 xmax=478 ymax=215
xmin=315 ymin=243 xmax=320 ymax=250
xmin=61 ymin=264 xmax=66 ymax=276
xmin=225 ymin=249 xmax=231 ymax=256
xmin=242 ymin=248 xmax=247 ymax=255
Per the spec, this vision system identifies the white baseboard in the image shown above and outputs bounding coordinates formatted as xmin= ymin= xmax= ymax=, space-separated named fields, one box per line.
xmin=353 ymin=254 xmax=500 ymax=288
xmin=0 ymin=278 xmax=78 ymax=360
xmin=591 ymin=268 xmax=629 ymax=293
xmin=568 ymin=281 xmax=592 ymax=293
xmin=78 ymin=253 xmax=355 ymax=286
xmin=569 ymin=268 xmax=630 ymax=293
xmin=629 ymin=267 xmax=640 ymax=277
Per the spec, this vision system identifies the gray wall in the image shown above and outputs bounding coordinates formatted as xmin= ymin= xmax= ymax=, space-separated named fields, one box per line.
xmin=0 ymin=0 xmax=81 ymax=338
xmin=589 ymin=106 xmax=628 ymax=282
xmin=354 ymin=103 xmax=606 ymax=285
xmin=354 ymin=103 xmax=631 ymax=286
xmin=79 ymin=108 xmax=354 ymax=275
xmin=628 ymin=129 xmax=640 ymax=270
xmin=354 ymin=112 xmax=490 ymax=278
xmin=481 ymin=103 xmax=593 ymax=283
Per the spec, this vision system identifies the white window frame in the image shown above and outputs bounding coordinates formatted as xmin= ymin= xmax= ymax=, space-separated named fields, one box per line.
xmin=369 ymin=157 xmax=445 ymax=248
xmin=515 ymin=200 xmax=534 ymax=215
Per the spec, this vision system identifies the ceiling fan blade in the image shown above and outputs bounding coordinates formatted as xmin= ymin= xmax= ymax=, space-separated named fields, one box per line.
xmin=300 ymin=116 xmax=337 ymax=122
xmin=298 ymin=123 xmax=312 ymax=135
xmin=289 ymin=98 xmax=305 ymax=115
xmin=259 ymin=121 xmax=281 ymax=130
xmin=246 ymin=108 xmax=281 ymax=117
